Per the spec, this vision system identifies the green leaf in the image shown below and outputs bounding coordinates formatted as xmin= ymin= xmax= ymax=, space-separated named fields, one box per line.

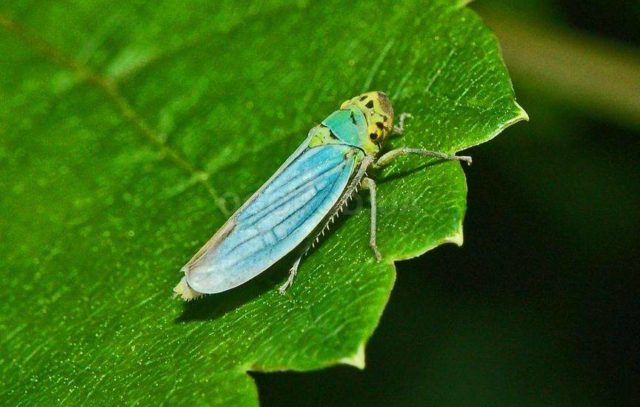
xmin=0 ymin=1 xmax=526 ymax=404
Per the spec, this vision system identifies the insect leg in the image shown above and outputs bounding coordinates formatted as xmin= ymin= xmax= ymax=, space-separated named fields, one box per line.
xmin=361 ymin=177 xmax=382 ymax=261
xmin=392 ymin=112 xmax=413 ymax=135
xmin=374 ymin=147 xmax=472 ymax=168
xmin=278 ymin=255 xmax=303 ymax=295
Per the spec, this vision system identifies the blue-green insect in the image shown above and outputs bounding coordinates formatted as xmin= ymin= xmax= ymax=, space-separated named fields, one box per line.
xmin=174 ymin=92 xmax=470 ymax=300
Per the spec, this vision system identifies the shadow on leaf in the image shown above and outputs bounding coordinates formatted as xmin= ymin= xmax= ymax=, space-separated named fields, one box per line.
xmin=175 ymin=205 xmax=358 ymax=323
xmin=175 ymin=266 xmax=280 ymax=323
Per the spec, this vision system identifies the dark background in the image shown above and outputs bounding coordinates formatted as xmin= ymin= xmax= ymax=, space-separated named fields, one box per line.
xmin=257 ymin=1 xmax=640 ymax=405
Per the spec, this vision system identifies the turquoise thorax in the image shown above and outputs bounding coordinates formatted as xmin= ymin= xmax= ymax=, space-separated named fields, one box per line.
xmin=321 ymin=106 xmax=367 ymax=147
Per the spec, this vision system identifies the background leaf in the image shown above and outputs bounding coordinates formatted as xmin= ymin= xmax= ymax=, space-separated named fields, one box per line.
xmin=0 ymin=0 xmax=524 ymax=404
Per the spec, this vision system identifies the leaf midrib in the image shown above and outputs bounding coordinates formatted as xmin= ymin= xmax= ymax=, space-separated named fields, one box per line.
xmin=0 ymin=13 xmax=225 ymax=212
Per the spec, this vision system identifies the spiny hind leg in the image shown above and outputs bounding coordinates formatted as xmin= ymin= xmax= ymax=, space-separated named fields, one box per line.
xmin=361 ymin=177 xmax=382 ymax=261
xmin=277 ymin=159 xmax=370 ymax=294
xmin=278 ymin=255 xmax=303 ymax=295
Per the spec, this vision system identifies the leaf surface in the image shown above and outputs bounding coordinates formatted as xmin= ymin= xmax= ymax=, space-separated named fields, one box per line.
xmin=0 ymin=1 xmax=526 ymax=404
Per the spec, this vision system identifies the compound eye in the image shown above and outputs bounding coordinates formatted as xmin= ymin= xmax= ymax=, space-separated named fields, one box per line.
xmin=369 ymin=132 xmax=378 ymax=141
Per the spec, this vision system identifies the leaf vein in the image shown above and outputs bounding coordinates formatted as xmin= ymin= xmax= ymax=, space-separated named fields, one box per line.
xmin=0 ymin=13 xmax=228 ymax=214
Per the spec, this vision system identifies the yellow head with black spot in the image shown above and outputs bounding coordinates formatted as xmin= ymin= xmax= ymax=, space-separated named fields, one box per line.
xmin=340 ymin=91 xmax=394 ymax=155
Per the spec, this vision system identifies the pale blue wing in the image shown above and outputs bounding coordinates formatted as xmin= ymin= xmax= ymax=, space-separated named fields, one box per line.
xmin=184 ymin=139 xmax=362 ymax=294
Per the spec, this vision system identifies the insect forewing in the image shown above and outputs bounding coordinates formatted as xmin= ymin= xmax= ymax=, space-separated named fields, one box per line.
xmin=182 ymin=133 xmax=363 ymax=294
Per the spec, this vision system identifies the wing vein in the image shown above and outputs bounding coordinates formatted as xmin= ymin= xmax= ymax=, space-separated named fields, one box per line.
xmin=240 ymin=153 xmax=346 ymax=226
xmin=223 ymin=160 xmax=349 ymax=263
